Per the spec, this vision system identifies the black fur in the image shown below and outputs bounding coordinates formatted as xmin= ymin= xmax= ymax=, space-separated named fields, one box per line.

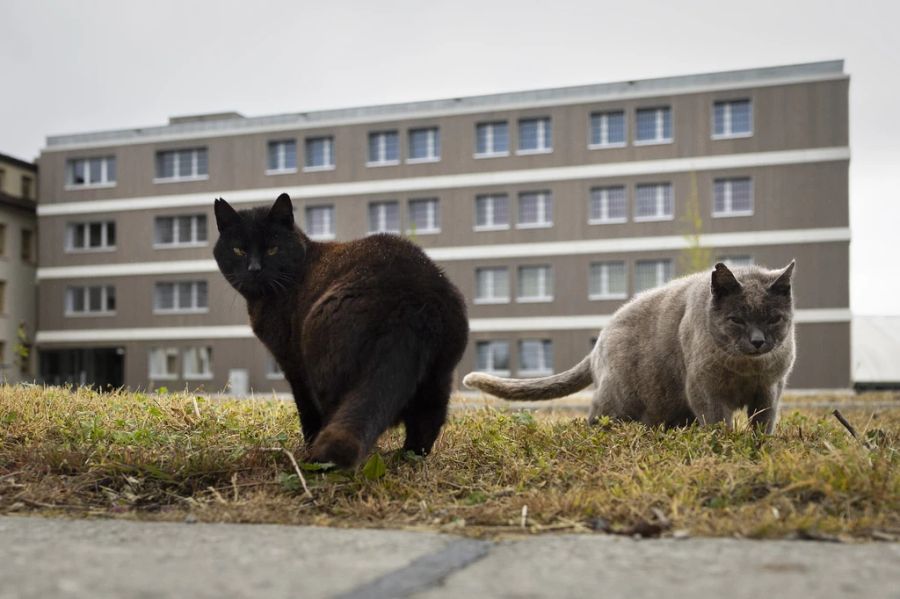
xmin=213 ymin=194 xmax=469 ymax=468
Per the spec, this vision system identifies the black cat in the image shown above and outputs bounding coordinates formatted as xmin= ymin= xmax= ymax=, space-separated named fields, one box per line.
xmin=213 ymin=193 xmax=469 ymax=468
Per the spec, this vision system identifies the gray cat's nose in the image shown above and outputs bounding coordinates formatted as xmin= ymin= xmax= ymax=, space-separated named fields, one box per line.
xmin=750 ymin=328 xmax=765 ymax=349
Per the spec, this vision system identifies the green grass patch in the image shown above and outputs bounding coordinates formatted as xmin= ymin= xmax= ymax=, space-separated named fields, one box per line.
xmin=1 ymin=385 xmax=898 ymax=540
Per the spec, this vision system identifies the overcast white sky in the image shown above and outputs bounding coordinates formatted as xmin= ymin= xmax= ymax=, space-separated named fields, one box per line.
xmin=2 ymin=0 xmax=897 ymax=314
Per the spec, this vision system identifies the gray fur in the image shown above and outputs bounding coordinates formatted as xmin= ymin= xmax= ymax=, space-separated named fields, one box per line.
xmin=463 ymin=262 xmax=797 ymax=432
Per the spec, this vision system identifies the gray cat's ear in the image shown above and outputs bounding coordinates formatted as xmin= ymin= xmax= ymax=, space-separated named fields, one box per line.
xmin=711 ymin=263 xmax=742 ymax=298
xmin=214 ymin=198 xmax=240 ymax=233
xmin=268 ymin=193 xmax=295 ymax=229
xmin=769 ymin=261 xmax=795 ymax=296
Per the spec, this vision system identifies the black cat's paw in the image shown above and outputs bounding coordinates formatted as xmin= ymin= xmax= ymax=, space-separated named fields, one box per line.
xmin=307 ymin=427 xmax=364 ymax=469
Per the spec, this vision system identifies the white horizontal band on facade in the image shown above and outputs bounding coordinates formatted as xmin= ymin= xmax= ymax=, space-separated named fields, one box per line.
xmin=34 ymin=309 xmax=853 ymax=343
xmin=35 ymin=226 xmax=851 ymax=280
xmin=44 ymin=69 xmax=845 ymax=153
xmin=37 ymin=147 xmax=850 ymax=217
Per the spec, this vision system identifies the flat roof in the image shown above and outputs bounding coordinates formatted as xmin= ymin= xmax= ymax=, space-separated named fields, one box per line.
xmin=45 ymin=60 xmax=845 ymax=152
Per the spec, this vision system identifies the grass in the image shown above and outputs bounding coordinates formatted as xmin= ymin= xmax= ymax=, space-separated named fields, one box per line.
xmin=1 ymin=385 xmax=898 ymax=540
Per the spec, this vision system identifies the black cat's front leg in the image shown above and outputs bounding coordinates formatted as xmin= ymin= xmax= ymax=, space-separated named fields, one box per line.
xmin=287 ymin=376 xmax=323 ymax=446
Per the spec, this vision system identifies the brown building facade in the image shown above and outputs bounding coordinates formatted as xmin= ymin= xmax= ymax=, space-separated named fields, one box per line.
xmin=35 ymin=61 xmax=851 ymax=391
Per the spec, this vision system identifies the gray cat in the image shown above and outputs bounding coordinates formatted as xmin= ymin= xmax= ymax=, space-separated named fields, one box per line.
xmin=464 ymin=262 xmax=796 ymax=432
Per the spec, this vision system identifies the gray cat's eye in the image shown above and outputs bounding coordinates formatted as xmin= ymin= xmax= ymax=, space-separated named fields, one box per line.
xmin=729 ymin=316 xmax=745 ymax=325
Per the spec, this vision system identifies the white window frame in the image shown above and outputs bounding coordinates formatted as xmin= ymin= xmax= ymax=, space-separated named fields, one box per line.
xmin=712 ymin=99 xmax=753 ymax=139
xmin=588 ymin=111 xmax=627 ymax=149
xmin=153 ymin=215 xmax=208 ymax=249
xmin=303 ymin=136 xmax=335 ymax=172
xmin=367 ymin=201 xmax=400 ymax=234
xmin=518 ymin=339 xmax=554 ymax=377
xmin=474 ymin=121 xmax=510 ymax=158
xmin=65 ymin=221 xmax=116 ymax=253
xmin=154 ymin=148 xmax=209 ymax=183
xmin=476 ymin=340 xmax=511 ymax=377
xmin=634 ymin=107 xmax=673 ymax=146
xmin=407 ymin=198 xmax=440 ymax=235
xmin=367 ymin=131 xmax=400 ymax=167
xmin=305 ymin=205 xmax=336 ymax=240
xmin=635 ymin=260 xmax=673 ymax=293
xmin=474 ymin=195 xmax=510 ymax=231
xmin=65 ymin=285 xmax=116 ymax=317
xmin=634 ymin=183 xmax=674 ymax=222
xmin=475 ymin=267 xmax=510 ymax=305
xmin=517 ymin=191 xmax=553 ymax=229
xmin=148 ymin=347 xmax=179 ymax=381
xmin=517 ymin=265 xmax=553 ymax=303
xmin=65 ymin=156 xmax=116 ymax=189
xmin=589 ymin=186 xmax=628 ymax=225
xmin=153 ymin=281 xmax=209 ymax=314
xmin=183 ymin=347 xmax=213 ymax=380
xmin=712 ymin=177 xmax=754 ymax=218
xmin=266 ymin=139 xmax=298 ymax=175
xmin=407 ymin=127 xmax=440 ymax=163
xmin=589 ymin=261 xmax=628 ymax=300
xmin=516 ymin=117 xmax=553 ymax=155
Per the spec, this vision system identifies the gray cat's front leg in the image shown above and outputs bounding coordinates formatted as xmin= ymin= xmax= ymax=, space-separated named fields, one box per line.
xmin=749 ymin=381 xmax=784 ymax=434
xmin=689 ymin=395 xmax=734 ymax=430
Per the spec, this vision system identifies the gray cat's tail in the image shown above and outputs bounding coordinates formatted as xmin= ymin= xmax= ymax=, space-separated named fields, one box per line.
xmin=462 ymin=355 xmax=593 ymax=401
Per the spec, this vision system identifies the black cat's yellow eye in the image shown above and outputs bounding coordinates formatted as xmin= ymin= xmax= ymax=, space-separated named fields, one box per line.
xmin=233 ymin=247 xmax=246 ymax=256
xmin=267 ymin=246 xmax=279 ymax=256
xmin=729 ymin=316 xmax=745 ymax=325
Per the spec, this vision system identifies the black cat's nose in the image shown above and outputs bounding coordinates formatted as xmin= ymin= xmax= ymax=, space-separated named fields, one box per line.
xmin=248 ymin=258 xmax=262 ymax=272
xmin=750 ymin=329 xmax=765 ymax=349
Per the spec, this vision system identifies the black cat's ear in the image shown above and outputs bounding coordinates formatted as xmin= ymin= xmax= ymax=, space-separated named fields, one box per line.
xmin=711 ymin=263 xmax=742 ymax=298
xmin=267 ymin=193 xmax=295 ymax=229
xmin=769 ymin=261 xmax=795 ymax=297
xmin=214 ymin=198 xmax=240 ymax=233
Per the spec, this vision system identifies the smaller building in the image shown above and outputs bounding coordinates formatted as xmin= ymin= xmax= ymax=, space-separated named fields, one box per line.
xmin=0 ymin=152 xmax=38 ymax=383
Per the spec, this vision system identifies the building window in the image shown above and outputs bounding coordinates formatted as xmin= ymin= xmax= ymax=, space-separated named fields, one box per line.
xmin=305 ymin=136 xmax=334 ymax=170
xmin=155 ymin=148 xmax=208 ymax=181
xmin=518 ymin=191 xmax=553 ymax=228
xmin=635 ymin=183 xmax=673 ymax=221
xmin=154 ymin=215 xmax=207 ymax=247
xmin=183 ymin=347 xmax=213 ymax=380
xmin=0 ymin=280 xmax=5 ymax=313
xmin=154 ymin=281 xmax=208 ymax=313
xmin=713 ymin=177 xmax=753 ymax=217
xmin=149 ymin=347 xmax=179 ymax=380
xmin=66 ymin=221 xmax=116 ymax=252
xmin=66 ymin=157 xmax=116 ymax=188
xmin=267 ymin=140 xmax=297 ymax=173
xmin=519 ymin=339 xmax=553 ymax=376
xmin=0 ymin=224 xmax=6 ymax=257
xmin=0 ymin=169 xmax=5 ymax=191
xmin=517 ymin=265 xmax=553 ymax=302
xmin=589 ymin=186 xmax=627 ymax=224
xmin=635 ymin=107 xmax=672 ymax=144
xmin=266 ymin=353 xmax=285 ymax=380
xmin=590 ymin=261 xmax=627 ymax=300
xmin=21 ymin=176 xmax=33 ymax=199
xmin=408 ymin=198 xmax=440 ymax=234
xmin=476 ymin=340 xmax=510 ymax=376
xmin=305 ymin=205 xmax=335 ymax=240
xmin=475 ymin=121 xmax=509 ymax=157
xmin=590 ymin=111 xmax=626 ymax=148
xmin=65 ymin=285 xmax=116 ymax=316
xmin=368 ymin=201 xmax=400 ymax=234
xmin=408 ymin=127 xmax=440 ymax=162
xmin=713 ymin=99 xmax=752 ymax=138
xmin=475 ymin=194 xmax=510 ymax=230
xmin=634 ymin=260 xmax=673 ymax=293
xmin=718 ymin=255 xmax=754 ymax=268
xmin=475 ymin=267 xmax=510 ymax=304
xmin=517 ymin=117 xmax=552 ymax=153
xmin=20 ymin=229 xmax=34 ymax=263
xmin=368 ymin=131 xmax=399 ymax=165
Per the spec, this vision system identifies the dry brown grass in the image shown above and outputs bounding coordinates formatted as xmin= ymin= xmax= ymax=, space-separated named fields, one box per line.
xmin=1 ymin=385 xmax=898 ymax=540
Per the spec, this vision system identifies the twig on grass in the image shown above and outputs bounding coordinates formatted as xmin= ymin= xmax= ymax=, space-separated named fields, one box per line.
xmin=266 ymin=447 xmax=313 ymax=499
xmin=832 ymin=409 xmax=873 ymax=449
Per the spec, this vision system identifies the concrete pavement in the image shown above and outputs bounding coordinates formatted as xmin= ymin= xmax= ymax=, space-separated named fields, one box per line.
xmin=0 ymin=516 xmax=898 ymax=599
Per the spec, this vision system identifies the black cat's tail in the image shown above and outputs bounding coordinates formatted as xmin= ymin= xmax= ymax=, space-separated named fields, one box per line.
xmin=463 ymin=355 xmax=593 ymax=401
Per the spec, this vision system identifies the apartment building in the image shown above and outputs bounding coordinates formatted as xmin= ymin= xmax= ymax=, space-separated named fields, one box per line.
xmin=0 ymin=152 xmax=38 ymax=383
xmin=35 ymin=60 xmax=851 ymax=391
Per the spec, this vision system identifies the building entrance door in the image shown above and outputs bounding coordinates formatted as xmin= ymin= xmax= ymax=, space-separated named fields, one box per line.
xmin=39 ymin=348 xmax=125 ymax=389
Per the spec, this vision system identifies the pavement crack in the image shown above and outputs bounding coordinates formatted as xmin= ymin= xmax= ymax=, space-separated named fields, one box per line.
xmin=333 ymin=538 xmax=492 ymax=599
